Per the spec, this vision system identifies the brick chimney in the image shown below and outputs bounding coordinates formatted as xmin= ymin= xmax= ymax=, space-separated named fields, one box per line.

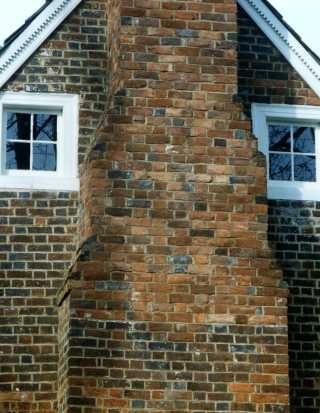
xmin=58 ymin=1 xmax=289 ymax=412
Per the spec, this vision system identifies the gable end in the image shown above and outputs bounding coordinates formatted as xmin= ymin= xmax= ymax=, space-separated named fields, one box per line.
xmin=238 ymin=0 xmax=320 ymax=97
xmin=0 ymin=0 xmax=82 ymax=89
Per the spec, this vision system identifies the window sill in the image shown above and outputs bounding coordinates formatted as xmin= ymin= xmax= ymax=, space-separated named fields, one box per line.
xmin=0 ymin=175 xmax=79 ymax=191
xmin=269 ymin=182 xmax=320 ymax=201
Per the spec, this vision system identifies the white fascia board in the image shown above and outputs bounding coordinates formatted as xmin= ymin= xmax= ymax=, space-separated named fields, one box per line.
xmin=0 ymin=0 xmax=83 ymax=89
xmin=238 ymin=0 xmax=320 ymax=98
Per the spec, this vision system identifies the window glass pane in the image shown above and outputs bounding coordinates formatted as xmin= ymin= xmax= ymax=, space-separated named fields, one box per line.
xmin=294 ymin=155 xmax=316 ymax=182
xmin=6 ymin=113 xmax=30 ymax=141
xmin=32 ymin=143 xmax=57 ymax=171
xmin=33 ymin=114 xmax=57 ymax=142
xmin=293 ymin=126 xmax=315 ymax=153
xmin=268 ymin=124 xmax=291 ymax=152
xmin=269 ymin=153 xmax=291 ymax=181
xmin=6 ymin=142 xmax=30 ymax=170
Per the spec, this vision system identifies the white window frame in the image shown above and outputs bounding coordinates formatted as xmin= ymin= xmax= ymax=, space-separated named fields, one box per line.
xmin=0 ymin=92 xmax=79 ymax=191
xmin=252 ymin=103 xmax=320 ymax=201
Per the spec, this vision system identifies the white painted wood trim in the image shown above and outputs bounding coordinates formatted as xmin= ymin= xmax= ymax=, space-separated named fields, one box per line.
xmin=0 ymin=0 xmax=82 ymax=89
xmin=0 ymin=92 xmax=79 ymax=191
xmin=0 ymin=176 xmax=79 ymax=191
xmin=238 ymin=0 xmax=320 ymax=98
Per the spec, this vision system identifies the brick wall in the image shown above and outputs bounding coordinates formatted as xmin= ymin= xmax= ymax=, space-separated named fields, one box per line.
xmin=7 ymin=0 xmax=320 ymax=411
xmin=238 ymin=6 xmax=320 ymax=413
xmin=58 ymin=1 xmax=289 ymax=412
xmin=269 ymin=201 xmax=320 ymax=413
xmin=0 ymin=191 xmax=78 ymax=413
xmin=0 ymin=1 xmax=109 ymax=412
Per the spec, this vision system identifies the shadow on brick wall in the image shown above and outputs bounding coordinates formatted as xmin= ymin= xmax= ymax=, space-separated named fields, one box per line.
xmin=268 ymin=200 xmax=320 ymax=413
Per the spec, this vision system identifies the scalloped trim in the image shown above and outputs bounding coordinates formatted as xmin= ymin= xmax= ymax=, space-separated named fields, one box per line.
xmin=0 ymin=0 xmax=82 ymax=88
xmin=0 ymin=0 xmax=70 ymax=74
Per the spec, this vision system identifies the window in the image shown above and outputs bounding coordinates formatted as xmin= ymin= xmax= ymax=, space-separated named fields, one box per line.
xmin=252 ymin=103 xmax=320 ymax=201
xmin=268 ymin=124 xmax=315 ymax=182
xmin=0 ymin=92 xmax=79 ymax=191
xmin=6 ymin=112 xmax=58 ymax=172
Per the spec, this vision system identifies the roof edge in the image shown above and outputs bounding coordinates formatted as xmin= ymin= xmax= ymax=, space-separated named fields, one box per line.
xmin=237 ymin=0 xmax=320 ymax=98
xmin=0 ymin=0 xmax=82 ymax=89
